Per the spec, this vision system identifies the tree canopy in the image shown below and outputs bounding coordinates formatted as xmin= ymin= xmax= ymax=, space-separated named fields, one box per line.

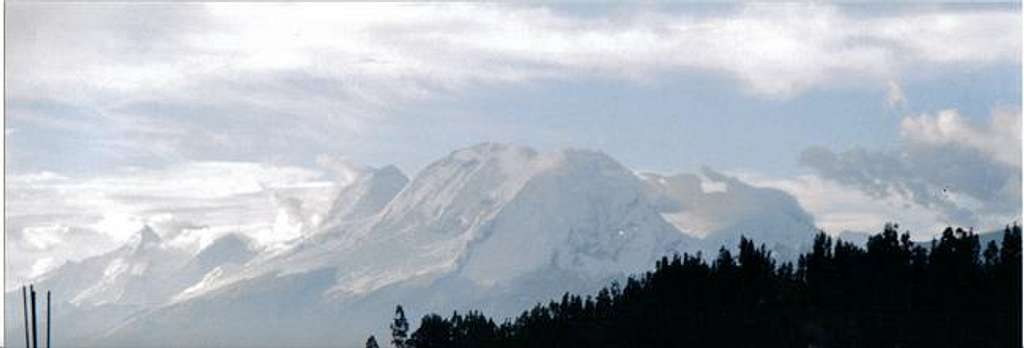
xmin=392 ymin=224 xmax=1021 ymax=348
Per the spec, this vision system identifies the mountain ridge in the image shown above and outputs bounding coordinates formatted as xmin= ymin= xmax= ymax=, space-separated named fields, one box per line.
xmin=6 ymin=142 xmax=822 ymax=348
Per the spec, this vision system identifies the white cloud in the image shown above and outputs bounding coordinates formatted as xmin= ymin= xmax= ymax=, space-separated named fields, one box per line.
xmin=315 ymin=154 xmax=369 ymax=187
xmin=8 ymin=171 xmax=69 ymax=184
xmin=735 ymin=172 xmax=954 ymax=239
xmin=93 ymin=213 xmax=147 ymax=244
xmin=29 ymin=258 xmax=59 ymax=280
xmin=8 ymin=3 xmax=1019 ymax=105
xmin=6 ymin=3 xmax=1018 ymax=174
xmin=5 ymin=223 xmax=117 ymax=287
xmin=733 ymin=104 xmax=1021 ymax=238
xmin=869 ymin=9 xmax=1020 ymax=64
xmin=886 ymin=80 xmax=906 ymax=109
xmin=800 ymin=107 xmax=1021 ymax=229
xmin=901 ymin=108 xmax=1021 ymax=166
xmin=186 ymin=3 xmax=1019 ymax=99
xmin=5 ymin=2 xmax=1020 ymax=286
xmin=6 ymin=161 xmax=340 ymax=284
xmin=22 ymin=225 xmax=67 ymax=251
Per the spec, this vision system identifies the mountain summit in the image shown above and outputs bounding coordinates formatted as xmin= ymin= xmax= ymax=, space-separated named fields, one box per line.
xmin=321 ymin=164 xmax=409 ymax=227
xmin=7 ymin=143 xmax=818 ymax=348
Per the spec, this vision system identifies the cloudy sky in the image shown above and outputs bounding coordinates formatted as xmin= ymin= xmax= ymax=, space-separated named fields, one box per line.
xmin=5 ymin=3 xmax=1021 ymax=285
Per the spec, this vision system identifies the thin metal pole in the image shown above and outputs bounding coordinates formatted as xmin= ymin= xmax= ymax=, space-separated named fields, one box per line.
xmin=22 ymin=286 xmax=29 ymax=348
xmin=30 ymin=286 xmax=38 ymax=348
xmin=47 ymin=291 xmax=51 ymax=348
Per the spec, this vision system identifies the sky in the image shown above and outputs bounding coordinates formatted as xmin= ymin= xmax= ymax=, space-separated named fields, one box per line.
xmin=5 ymin=3 xmax=1022 ymax=288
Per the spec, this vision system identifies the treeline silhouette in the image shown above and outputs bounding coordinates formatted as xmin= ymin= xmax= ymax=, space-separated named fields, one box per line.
xmin=383 ymin=224 xmax=1021 ymax=348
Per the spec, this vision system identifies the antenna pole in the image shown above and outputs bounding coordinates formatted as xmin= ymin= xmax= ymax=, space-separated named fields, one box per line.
xmin=30 ymin=286 xmax=38 ymax=348
xmin=47 ymin=290 xmax=52 ymax=348
xmin=22 ymin=286 xmax=29 ymax=348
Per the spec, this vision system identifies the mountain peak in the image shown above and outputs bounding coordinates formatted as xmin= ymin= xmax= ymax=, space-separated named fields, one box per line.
xmin=322 ymin=164 xmax=410 ymax=225
xmin=443 ymin=143 xmax=625 ymax=171
xmin=50 ymin=143 xmax=830 ymax=348
xmin=551 ymin=148 xmax=623 ymax=170
xmin=449 ymin=142 xmax=538 ymax=162
xmin=194 ymin=233 xmax=257 ymax=270
xmin=375 ymin=164 xmax=405 ymax=178
xmin=131 ymin=225 xmax=162 ymax=251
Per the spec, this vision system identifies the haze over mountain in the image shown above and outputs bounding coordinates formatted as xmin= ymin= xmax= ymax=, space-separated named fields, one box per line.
xmin=4 ymin=3 xmax=1019 ymax=347
xmin=5 ymin=143 xmax=825 ymax=348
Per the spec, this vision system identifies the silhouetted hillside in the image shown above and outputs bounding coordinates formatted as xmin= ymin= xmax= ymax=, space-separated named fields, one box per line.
xmin=388 ymin=224 xmax=1022 ymax=348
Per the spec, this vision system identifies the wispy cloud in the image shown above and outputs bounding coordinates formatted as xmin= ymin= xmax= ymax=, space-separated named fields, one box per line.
xmin=901 ymin=108 xmax=1020 ymax=166
xmin=13 ymin=3 xmax=1018 ymax=100
xmin=799 ymin=107 xmax=1021 ymax=228
xmin=5 ymin=2 xmax=1019 ymax=286
xmin=736 ymin=172 xmax=964 ymax=239
xmin=886 ymin=80 xmax=907 ymax=109
xmin=7 ymin=3 xmax=1020 ymax=170
xmin=5 ymin=161 xmax=340 ymax=285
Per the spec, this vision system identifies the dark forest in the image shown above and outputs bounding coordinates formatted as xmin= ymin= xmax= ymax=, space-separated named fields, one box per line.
xmin=381 ymin=224 xmax=1022 ymax=348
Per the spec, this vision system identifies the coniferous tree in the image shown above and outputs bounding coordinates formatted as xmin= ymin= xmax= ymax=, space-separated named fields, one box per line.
xmin=409 ymin=314 xmax=453 ymax=348
xmin=392 ymin=225 xmax=1022 ymax=348
xmin=365 ymin=335 xmax=380 ymax=348
xmin=391 ymin=305 xmax=409 ymax=348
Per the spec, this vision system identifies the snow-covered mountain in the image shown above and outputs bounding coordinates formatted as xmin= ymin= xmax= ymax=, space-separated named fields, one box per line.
xmin=455 ymin=147 xmax=694 ymax=286
xmin=641 ymin=168 xmax=819 ymax=260
xmin=4 ymin=228 xmax=260 ymax=343
xmin=320 ymin=165 xmax=409 ymax=228
xmin=6 ymin=143 xmax=818 ymax=348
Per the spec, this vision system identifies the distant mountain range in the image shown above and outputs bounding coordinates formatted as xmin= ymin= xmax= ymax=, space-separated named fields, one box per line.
xmin=7 ymin=143 xmax=833 ymax=348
